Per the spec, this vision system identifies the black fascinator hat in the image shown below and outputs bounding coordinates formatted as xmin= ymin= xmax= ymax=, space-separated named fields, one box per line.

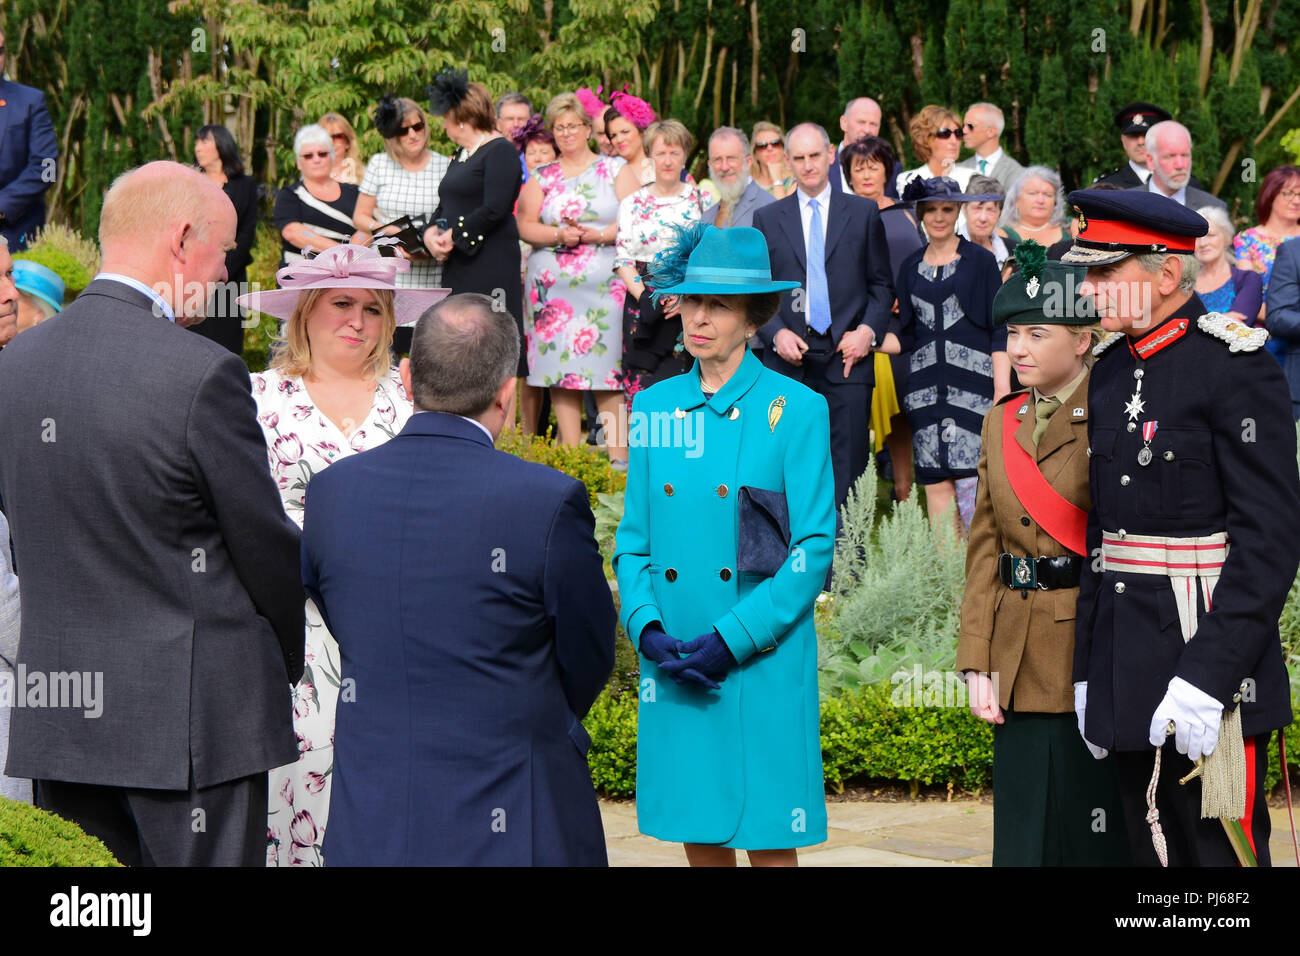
xmin=428 ymin=68 xmax=470 ymax=117
xmin=372 ymin=94 xmax=405 ymax=139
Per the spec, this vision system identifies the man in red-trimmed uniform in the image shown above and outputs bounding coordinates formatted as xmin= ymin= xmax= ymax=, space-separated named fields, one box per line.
xmin=1065 ymin=188 xmax=1300 ymax=866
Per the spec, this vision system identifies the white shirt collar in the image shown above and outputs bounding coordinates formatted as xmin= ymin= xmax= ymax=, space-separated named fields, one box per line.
xmin=797 ymin=180 xmax=833 ymax=210
xmin=1147 ymin=177 xmax=1186 ymax=205
xmin=414 ymin=409 xmax=493 ymax=442
xmin=1130 ymin=159 xmax=1152 ymax=183
xmin=93 ymin=272 xmax=177 ymax=323
xmin=976 ymin=146 xmax=1003 ymax=169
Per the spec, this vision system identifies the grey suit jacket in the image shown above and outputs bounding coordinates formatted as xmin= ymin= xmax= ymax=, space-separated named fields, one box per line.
xmin=702 ymin=178 xmax=775 ymax=229
xmin=957 ymin=151 xmax=1026 ymax=194
xmin=0 ymin=280 xmax=304 ymax=790
xmin=1126 ymin=181 xmax=1227 ymax=211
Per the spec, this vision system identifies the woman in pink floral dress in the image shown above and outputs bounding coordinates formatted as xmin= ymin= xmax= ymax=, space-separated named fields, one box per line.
xmin=239 ymin=245 xmax=447 ymax=866
xmin=516 ymin=93 xmax=628 ymax=463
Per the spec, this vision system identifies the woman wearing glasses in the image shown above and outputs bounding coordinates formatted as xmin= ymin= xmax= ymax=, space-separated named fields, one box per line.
xmin=515 ymin=93 xmax=628 ymax=463
xmin=352 ymin=96 xmax=451 ymax=297
xmin=318 ymin=112 xmax=366 ymax=186
xmin=273 ymin=124 xmax=361 ymax=269
xmin=895 ymin=105 xmax=973 ymax=195
xmin=748 ymin=121 xmax=794 ymax=199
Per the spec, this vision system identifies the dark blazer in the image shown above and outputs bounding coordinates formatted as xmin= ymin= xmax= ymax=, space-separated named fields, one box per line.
xmin=702 ymin=178 xmax=774 ymax=229
xmin=1125 ymin=181 xmax=1225 ymax=211
xmin=0 ymin=279 xmax=304 ymax=790
xmin=303 ymin=411 xmax=615 ymax=866
xmin=1095 ymin=162 xmax=1206 ymax=192
xmin=0 ymin=79 xmax=58 ymax=250
xmin=1264 ymin=237 xmax=1300 ymax=418
xmin=191 ymin=174 xmax=259 ymax=354
xmin=753 ymin=187 xmax=894 ymax=386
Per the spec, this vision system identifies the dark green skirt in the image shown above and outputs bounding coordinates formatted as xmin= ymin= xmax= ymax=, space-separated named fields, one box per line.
xmin=992 ymin=707 xmax=1130 ymax=866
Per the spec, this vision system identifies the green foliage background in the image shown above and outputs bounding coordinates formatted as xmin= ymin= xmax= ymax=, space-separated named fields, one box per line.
xmin=5 ymin=0 xmax=1300 ymax=240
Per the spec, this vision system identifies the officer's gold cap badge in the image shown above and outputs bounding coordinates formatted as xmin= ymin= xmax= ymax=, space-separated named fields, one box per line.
xmin=1075 ymin=205 xmax=1087 ymax=235
xmin=768 ymin=396 xmax=786 ymax=433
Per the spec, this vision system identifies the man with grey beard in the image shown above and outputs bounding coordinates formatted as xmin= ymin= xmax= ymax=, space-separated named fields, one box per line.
xmin=703 ymin=127 xmax=774 ymax=229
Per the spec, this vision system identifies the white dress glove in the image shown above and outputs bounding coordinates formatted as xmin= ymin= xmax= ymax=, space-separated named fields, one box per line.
xmin=1074 ymin=681 xmax=1108 ymax=759
xmin=1148 ymin=676 xmax=1223 ymax=760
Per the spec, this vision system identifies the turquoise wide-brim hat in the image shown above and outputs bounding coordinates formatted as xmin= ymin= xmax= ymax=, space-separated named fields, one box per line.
xmin=649 ymin=224 xmax=800 ymax=298
xmin=13 ymin=260 xmax=65 ymax=313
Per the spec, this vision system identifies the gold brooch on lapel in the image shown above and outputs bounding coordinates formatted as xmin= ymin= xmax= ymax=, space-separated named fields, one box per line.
xmin=768 ymin=396 xmax=786 ymax=433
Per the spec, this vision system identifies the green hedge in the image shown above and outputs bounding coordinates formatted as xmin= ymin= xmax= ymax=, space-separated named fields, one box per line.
xmin=495 ymin=427 xmax=626 ymax=512
xmin=0 ymin=799 xmax=120 ymax=866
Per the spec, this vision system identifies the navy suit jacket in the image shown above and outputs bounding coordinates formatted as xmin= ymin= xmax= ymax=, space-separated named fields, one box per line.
xmin=302 ymin=411 xmax=615 ymax=866
xmin=0 ymin=80 xmax=57 ymax=250
xmin=1264 ymin=237 xmax=1300 ymax=418
xmin=753 ymin=186 xmax=894 ymax=386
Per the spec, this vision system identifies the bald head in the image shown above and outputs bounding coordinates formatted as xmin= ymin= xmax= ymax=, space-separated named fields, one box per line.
xmin=841 ymin=98 xmax=882 ymax=142
xmin=99 ymin=161 xmax=237 ymax=323
xmin=1145 ymin=121 xmax=1193 ymax=196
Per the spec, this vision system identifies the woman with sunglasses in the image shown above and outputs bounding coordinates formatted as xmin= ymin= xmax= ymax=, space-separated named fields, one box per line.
xmin=895 ymin=106 xmax=973 ymax=195
xmin=318 ymin=112 xmax=366 ymax=186
xmin=748 ymin=121 xmax=794 ymax=199
xmin=273 ymin=124 xmax=361 ymax=269
xmin=353 ymin=96 xmax=451 ymax=324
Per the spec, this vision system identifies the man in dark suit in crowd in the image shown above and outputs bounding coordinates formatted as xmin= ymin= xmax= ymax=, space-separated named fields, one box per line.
xmin=754 ymin=122 xmax=894 ymax=508
xmin=0 ymin=161 xmax=304 ymax=866
xmin=1263 ymin=235 xmax=1300 ymax=419
xmin=302 ymin=293 xmax=615 ymax=866
xmin=0 ymin=30 xmax=58 ymax=250
xmin=1127 ymin=120 xmax=1225 ymax=211
xmin=1093 ymin=102 xmax=1207 ymax=192
xmin=702 ymin=127 xmax=774 ymax=229
xmin=830 ymin=97 xmax=902 ymax=199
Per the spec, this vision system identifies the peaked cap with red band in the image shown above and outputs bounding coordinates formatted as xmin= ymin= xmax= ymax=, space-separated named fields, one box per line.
xmin=1061 ymin=188 xmax=1209 ymax=267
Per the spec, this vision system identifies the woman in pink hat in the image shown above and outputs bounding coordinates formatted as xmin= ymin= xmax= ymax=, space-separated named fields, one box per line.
xmin=238 ymin=244 xmax=448 ymax=866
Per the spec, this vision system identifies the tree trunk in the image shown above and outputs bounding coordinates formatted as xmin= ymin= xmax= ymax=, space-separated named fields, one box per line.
xmin=694 ymin=21 xmax=714 ymax=113
xmin=1130 ymin=0 xmax=1148 ymax=36
xmin=1211 ymin=136 xmax=1245 ymax=195
xmin=711 ymin=46 xmax=728 ymax=129
xmin=48 ymin=93 xmax=85 ymax=225
xmin=1255 ymin=76 xmax=1300 ymax=143
xmin=909 ymin=33 xmax=925 ymax=88
xmin=1197 ymin=0 xmax=1214 ymax=95
xmin=1230 ymin=0 xmax=1263 ymax=82
xmin=749 ymin=0 xmax=760 ymax=108
xmin=730 ymin=55 xmax=738 ymax=127
xmin=1156 ymin=0 xmax=1169 ymax=47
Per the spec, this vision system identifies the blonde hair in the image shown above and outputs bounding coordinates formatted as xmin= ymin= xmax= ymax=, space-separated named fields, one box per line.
xmin=545 ymin=93 xmax=590 ymax=132
xmin=643 ymin=119 xmax=694 ymax=156
xmin=748 ymin=121 xmax=785 ymax=180
xmin=382 ymin=98 xmax=427 ymax=163
xmin=908 ymin=105 xmax=961 ymax=164
xmin=99 ymin=161 xmax=226 ymax=248
xmin=269 ymin=287 xmax=397 ymax=381
xmin=319 ymin=112 xmax=360 ymax=164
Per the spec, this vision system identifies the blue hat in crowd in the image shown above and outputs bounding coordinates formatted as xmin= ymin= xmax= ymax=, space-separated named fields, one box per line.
xmin=1062 ymin=188 xmax=1208 ymax=267
xmin=648 ymin=223 xmax=800 ymax=299
xmin=13 ymin=260 xmax=65 ymax=313
xmin=895 ymin=175 xmax=1003 ymax=209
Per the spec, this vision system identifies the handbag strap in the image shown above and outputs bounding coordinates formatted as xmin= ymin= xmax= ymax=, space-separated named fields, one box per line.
xmin=1001 ymin=400 xmax=1087 ymax=556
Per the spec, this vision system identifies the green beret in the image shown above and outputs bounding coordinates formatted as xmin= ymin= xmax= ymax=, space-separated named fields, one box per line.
xmin=993 ymin=240 xmax=1095 ymax=327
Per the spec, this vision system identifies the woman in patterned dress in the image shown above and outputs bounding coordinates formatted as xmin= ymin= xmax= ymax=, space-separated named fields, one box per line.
xmin=614 ymin=119 xmax=703 ymax=403
xmin=238 ymin=245 xmax=447 ymax=866
xmin=516 ymin=93 xmax=628 ymax=463
xmin=1233 ymin=164 xmax=1300 ymax=364
xmin=895 ymin=177 xmax=1010 ymax=531
xmin=352 ymin=95 xmax=451 ymax=352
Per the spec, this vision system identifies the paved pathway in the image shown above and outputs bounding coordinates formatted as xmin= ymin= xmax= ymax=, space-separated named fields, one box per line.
xmin=602 ymin=799 xmax=1299 ymax=866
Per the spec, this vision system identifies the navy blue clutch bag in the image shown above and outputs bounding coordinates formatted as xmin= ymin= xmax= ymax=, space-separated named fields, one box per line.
xmin=737 ymin=486 xmax=833 ymax=590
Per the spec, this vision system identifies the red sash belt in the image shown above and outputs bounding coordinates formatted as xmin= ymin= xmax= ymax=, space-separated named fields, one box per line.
xmin=1001 ymin=400 xmax=1087 ymax=555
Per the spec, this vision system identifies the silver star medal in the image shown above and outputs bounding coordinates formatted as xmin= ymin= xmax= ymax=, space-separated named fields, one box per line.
xmin=1124 ymin=368 xmax=1145 ymax=423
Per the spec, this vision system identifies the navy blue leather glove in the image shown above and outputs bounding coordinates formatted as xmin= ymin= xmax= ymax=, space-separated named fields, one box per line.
xmin=638 ymin=625 xmax=680 ymax=666
xmin=659 ymin=630 xmax=736 ymax=689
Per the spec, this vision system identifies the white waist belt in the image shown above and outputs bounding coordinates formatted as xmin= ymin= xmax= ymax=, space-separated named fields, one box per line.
xmin=1100 ymin=531 xmax=1230 ymax=643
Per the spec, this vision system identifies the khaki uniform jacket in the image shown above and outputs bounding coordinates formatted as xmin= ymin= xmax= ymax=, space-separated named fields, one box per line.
xmin=956 ymin=372 xmax=1091 ymax=713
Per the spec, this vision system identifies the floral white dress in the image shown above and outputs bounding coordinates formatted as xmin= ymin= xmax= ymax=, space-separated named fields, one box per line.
xmin=251 ymin=364 xmax=413 ymax=866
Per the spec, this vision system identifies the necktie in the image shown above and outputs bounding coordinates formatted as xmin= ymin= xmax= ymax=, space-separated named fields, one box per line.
xmin=807 ymin=198 xmax=831 ymax=334
xmin=1033 ymin=396 xmax=1061 ymax=446
xmin=978 ymin=158 xmax=988 ymax=175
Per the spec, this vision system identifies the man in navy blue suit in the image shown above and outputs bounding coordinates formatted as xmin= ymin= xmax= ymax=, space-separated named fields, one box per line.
xmin=754 ymin=122 xmax=895 ymax=508
xmin=0 ymin=32 xmax=58 ymax=250
xmin=301 ymin=293 xmax=615 ymax=866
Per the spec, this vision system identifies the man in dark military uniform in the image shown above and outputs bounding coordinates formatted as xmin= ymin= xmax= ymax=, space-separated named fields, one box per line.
xmin=1065 ymin=189 xmax=1300 ymax=866
xmin=1093 ymin=102 xmax=1205 ymax=191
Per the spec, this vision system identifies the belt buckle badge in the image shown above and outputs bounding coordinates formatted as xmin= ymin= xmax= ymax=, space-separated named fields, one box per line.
xmin=1013 ymin=556 xmax=1036 ymax=590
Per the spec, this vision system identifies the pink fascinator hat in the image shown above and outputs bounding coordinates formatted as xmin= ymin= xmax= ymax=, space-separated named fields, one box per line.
xmin=610 ymin=90 xmax=656 ymax=130
xmin=237 ymin=245 xmax=450 ymax=326
xmin=574 ymin=86 xmax=608 ymax=120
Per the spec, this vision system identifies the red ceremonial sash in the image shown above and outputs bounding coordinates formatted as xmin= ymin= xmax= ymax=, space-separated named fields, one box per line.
xmin=1001 ymin=400 xmax=1088 ymax=556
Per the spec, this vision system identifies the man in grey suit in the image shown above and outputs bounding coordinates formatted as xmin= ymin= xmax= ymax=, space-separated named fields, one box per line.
xmin=703 ymin=127 xmax=774 ymax=230
xmin=956 ymin=102 xmax=1025 ymax=194
xmin=1127 ymin=120 xmax=1226 ymax=211
xmin=0 ymin=161 xmax=304 ymax=866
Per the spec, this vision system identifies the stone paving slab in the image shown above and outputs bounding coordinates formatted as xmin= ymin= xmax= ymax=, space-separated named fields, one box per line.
xmin=601 ymin=799 xmax=1298 ymax=867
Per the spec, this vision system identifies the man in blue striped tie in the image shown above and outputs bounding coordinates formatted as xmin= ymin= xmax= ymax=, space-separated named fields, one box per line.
xmin=752 ymin=122 xmax=895 ymax=508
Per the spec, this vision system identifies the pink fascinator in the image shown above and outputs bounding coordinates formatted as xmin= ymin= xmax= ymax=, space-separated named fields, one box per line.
xmin=610 ymin=90 xmax=656 ymax=130
xmin=237 ymin=244 xmax=450 ymax=326
xmin=574 ymin=86 xmax=608 ymax=120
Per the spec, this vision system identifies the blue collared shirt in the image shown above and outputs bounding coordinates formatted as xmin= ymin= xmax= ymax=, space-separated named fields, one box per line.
xmin=92 ymin=272 xmax=177 ymax=323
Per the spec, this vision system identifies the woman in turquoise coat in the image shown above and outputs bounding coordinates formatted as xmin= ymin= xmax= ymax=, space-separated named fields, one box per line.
xmin=613 ymin=224 xmax=836 ymax=866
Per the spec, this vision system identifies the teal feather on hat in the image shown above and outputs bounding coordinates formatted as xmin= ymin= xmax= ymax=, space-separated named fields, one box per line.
xmin=646 ymin=220 xmax=710 ymax=304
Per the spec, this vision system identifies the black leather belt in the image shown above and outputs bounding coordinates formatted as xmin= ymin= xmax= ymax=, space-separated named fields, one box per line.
xmin=997 ymin=553 xmax=1082 ymax=590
